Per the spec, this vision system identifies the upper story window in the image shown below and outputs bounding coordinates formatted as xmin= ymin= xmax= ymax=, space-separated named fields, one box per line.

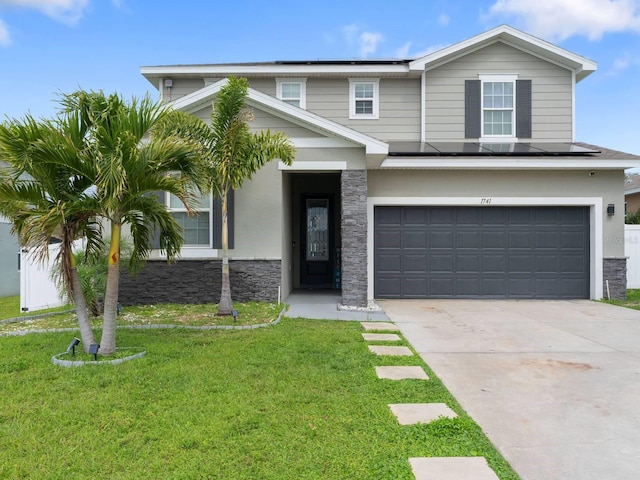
xmin=479 ymin=74 xmax=517 ymax=139
xmin=349 ymin=79 xmax=379 ymax=119
xmin=276 ymin=78 xmax=306 ymax=109
xmin=167 ymin=191 xmax=211 ymax=247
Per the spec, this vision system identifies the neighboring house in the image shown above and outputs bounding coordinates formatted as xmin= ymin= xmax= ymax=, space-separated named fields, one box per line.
xmin=0 ymin=215 xmax=19 ymax=297
xmin=625 ymin=174 xmax=640 ymax=215
xmin=122 ymin=24 xmax=640 ymax=305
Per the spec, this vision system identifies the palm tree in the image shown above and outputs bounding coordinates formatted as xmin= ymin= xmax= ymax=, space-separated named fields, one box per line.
xmin=156 ymin=76 xmax=295 ymax=315
xmin=60 ymin=91 xmax=199 ymax=354
xmin=0 ymin=112 xmax=103 ymax=352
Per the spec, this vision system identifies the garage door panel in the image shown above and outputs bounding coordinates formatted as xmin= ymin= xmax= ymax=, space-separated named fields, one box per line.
xmin=482 ymin=208 xmax=508 ymax=225
xmin=483 ymin=254 xmax=507 ymax=272
xmin=431 ymin=254 xmax=454 ymax=273
xmin=431 ymin=230 xmax=454 ymax=248
xmin=375 ymin=206 xmax=589 ymax=299
xmin=404 ymin=208 xmax=428 ymax=225
xmin=375 ymin=277 xmax=402 ymax=297
xmin=376 ymin=230 xmax=402 ymax=248
xmin=535 ymin=255 xmax=558 ymax=273
xmin=508 ymin=209 xmax=534 ymax=225
xmin=509 ymin=231 xmax=533 ymax=248
xmin=404 ymin=231 xmax=427 ymax=248
xmin=535 ymin=209 xmax=559 ymax=225
xmin=402 ymin=254 xmax=427 ymax=273
xmin=560 ymin=255 xmax=586 ymax=273
xmin=457 ymin=254 xmax=480 ymax=272
xmin=376 ymin=207 xmax=402 ymax=226
xmin=508 ymin=277 xmax=534 ymax=296
xmin=430 ymin=208 xmax=455 ymax=225
xmin=481 ymin=277 xmax=505 ymax=295
xmin=561 ymin=231 xmax=586 ymax=248
xmin=430 ymin=276 xmax=454 ymax=296
xmin=457 ymin=231 xmax=479 ymax=248
xmin=457 ymin=208 xmax=482 ymax=225
xmin=456 ymin=277 xmax=482 ymax=296
xmin=377 ymin=254 xmax=402 ymax=273
xmin=535 ymin=231 xmax=559 ymax=248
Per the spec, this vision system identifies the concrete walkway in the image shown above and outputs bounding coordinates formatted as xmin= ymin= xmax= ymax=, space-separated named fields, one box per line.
xmin=284 ymin=291 xmax=389 ymax=321
xmin=382 ymin=299 xmax=640 ymax=480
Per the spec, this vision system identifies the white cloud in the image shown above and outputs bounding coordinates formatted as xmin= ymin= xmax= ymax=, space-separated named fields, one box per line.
xmin=0 ymin=18 xmax=10 ymax=46
xmin=395 ymin=42 xmax=448 ymax=59
xmin=606 ymin=52 xmax=636 ymax=76
xmin=488 ymin=0 xmax=640 ymax=41
xmin=438 ymin=13 xmax=450 ymax=26
xmin=359 ymin=31 xmax=383 ymax=57
xmin=0 ymin=0 xmax=90 ymax=25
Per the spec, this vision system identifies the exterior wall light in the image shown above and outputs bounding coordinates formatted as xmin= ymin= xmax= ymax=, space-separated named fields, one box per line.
xmin=607 ymin=204 xmax=615 ymax=216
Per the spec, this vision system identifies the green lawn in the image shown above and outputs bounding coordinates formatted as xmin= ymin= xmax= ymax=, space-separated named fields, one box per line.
xmin=0 ymin=317 xmax=521 ymax=479
xmin=603 ymin=288 xmax=640 ymax=310
xmin=0 ymin=295 xmax=71 ymax=322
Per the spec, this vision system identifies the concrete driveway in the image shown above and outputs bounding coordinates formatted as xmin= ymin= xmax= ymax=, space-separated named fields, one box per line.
xmin=380 ymin=299 xmax=640 ymax=480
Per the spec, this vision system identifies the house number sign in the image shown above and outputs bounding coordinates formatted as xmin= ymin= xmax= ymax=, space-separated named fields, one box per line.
xmin=480 ymin=198 xmax=492 ymax=204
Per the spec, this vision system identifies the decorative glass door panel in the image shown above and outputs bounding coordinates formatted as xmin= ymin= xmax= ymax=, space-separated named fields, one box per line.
xmin=306 ymin=199 xmax=329 ymax=261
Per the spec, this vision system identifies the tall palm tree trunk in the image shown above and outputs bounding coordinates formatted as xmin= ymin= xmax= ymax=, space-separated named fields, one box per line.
xmin=217 ymin=192 xmax=233 ymax=315
xmin=69 ymin=258 xmax=95 ymax=353
xmin=100 ymin=222 xmax=121 ymax=355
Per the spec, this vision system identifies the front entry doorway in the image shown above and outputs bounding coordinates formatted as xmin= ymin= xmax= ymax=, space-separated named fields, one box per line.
xmin=300 ymin=195 xmax=334 ymax=286
xmin=291 ymin=173 xmax=341 ymax=290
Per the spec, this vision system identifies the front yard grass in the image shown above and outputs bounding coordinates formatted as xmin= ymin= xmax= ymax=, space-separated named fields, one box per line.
xmin=603 ymin=288 xmax=640 ymax=310
xmin=0 ymin=301 xmax=282 ymax=334
xmin=0 ymin=315 xmax=521 ymax=479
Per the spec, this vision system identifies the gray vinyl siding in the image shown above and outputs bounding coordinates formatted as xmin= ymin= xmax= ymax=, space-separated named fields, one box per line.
xmin=250 ymin=109 xmax=324 ymax=137
xmin=305 ymin=78 xmax=421 ymax=141
xmin=425 ymin=41 xmax=573 ymax=142
xmin=164 ymin=78 xmax=205 ymax=102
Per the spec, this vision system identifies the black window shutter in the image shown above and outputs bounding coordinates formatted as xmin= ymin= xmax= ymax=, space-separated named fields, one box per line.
xmin=516 ymin=79 xmax=532 ymax=138
xmin=465 ymin=80 xmax=481 ymax=138
xmin=149 ymin=190 xmax=165 ymax=249
xmin=213 ymin=190 xmax=234 ymax=250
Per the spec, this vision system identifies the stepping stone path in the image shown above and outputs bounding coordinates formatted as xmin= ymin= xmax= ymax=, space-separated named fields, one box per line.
xmin=361 ymin=333 xmax=401 ymax=341
xmin=362 ymin=321 xmax=499 ymax=480
xmin=368 ymin=345 xmax=413 ymax=356
xmin=409 ymin=457 xmax=500 ymax=480
xmin=388 ymin=403 xmax=457 ymax=425
xmin=375 ymin=365 xmax=429 ymax=380
xmin=360 ymin=322 xmax=400 ymax=331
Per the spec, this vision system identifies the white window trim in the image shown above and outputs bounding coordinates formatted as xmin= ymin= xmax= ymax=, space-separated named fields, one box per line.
xmin=479 ymin=74 xmax=518 ymax=142
xmin=166 ymin=192 xmax=213 ymax=249
xmin=276 ymin=78 xmax=307 ymax=109
xmin=348 ymin=78 xmax=379 ymax=120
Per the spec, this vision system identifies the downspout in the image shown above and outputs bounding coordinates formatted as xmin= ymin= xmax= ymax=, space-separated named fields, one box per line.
xmin=421 ymin=70 xmax=426 ymax=142
xmin=571 ymin=70 xmax=576 ymax=142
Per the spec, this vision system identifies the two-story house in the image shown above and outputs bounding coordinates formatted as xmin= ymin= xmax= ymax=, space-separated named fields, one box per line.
xmin=121 ymin=25 xmax=639 ymax=306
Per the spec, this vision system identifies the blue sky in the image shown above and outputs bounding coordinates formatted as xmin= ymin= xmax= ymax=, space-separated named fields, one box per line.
xmin=0 ymin=0 xmax=639 ymax=154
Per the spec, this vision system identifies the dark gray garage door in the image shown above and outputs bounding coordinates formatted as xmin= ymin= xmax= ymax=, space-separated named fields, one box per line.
xmin=374 ymin=206 xmax=590 ymax=299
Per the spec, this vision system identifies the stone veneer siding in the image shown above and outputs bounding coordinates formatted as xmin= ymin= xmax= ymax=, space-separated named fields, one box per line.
xmin=603 ymin=257 xmax=627 ymax=300
xmin=341 ymin=170 xmax=368 ymax=307
xmin=118 ymin=259 xmax=281 ymax=305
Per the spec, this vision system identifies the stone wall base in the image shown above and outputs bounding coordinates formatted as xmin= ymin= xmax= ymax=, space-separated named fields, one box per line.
xmin=118 ymin=259 xmax=281 ymax=305
xmin=603 ymin=257 xmax=627 ymax=300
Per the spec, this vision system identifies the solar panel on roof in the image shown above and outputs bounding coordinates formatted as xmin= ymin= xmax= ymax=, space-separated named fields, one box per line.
xmin=387 ymin=142 xmax=600 ymax=157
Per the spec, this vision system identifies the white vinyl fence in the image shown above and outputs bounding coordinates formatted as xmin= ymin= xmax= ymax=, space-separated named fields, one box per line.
xmin=20 ymin=243 xmax=66 ymax=312
xmin=625 ymin=225 xmax=640 ymax=288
